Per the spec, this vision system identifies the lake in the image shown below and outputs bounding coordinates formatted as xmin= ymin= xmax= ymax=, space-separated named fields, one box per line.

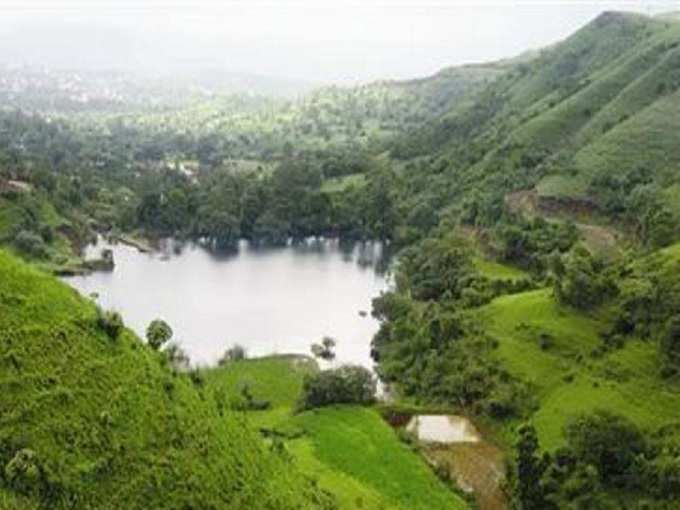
xmin=63 ymin=238 xmax=389 ymax=367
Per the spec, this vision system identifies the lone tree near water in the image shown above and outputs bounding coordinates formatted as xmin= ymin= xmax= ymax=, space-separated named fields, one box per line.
xmin=146 ymin=319 xmax=173 ymax=350
xmin=311 ymin=336 xmax=336 ymax=362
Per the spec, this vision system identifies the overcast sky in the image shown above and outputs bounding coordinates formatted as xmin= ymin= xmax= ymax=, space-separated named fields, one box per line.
xmin=1 ymin=1 xmax=679 ymax=83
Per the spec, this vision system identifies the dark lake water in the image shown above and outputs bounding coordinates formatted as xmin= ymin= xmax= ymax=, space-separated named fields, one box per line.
xmin=63 ymin=238 xmax=389 ymax=367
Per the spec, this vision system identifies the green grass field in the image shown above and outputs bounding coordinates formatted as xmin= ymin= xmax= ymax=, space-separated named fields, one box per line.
xmin=478 ymin=287 xmax=680 ymax=450
xmin=206 ymin=357 xmax=468 ymax=510
xmin=473 ymin=256 xmax=528 ymax=281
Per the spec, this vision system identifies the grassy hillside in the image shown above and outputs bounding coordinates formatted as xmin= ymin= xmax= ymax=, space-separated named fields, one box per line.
xmin=0 ymin=250 xmax=333 ymax=509
xmin=479 ymin=288 xmax=680 ymax=450
xmin=392 ymin=12 xmax=680 ymax=247
xmin=205 ymin=357 xmax=468 ymax=510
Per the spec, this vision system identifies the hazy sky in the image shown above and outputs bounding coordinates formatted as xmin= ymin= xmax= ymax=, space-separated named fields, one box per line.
xmin=1 ymin=1 xmax=679 ymax=83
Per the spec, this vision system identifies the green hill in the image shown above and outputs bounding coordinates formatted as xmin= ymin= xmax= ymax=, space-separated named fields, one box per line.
xmin=392 ymin=11 xmax=680 ymax=244
xmin=0 ymin=250 xmax=333 ymax=509
xmin=479 ymin=286 xmax=680 ymax=450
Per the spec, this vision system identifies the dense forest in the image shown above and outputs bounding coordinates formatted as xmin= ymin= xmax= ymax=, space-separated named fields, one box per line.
xmin=3 ymin=9 xmax=680 ymax=509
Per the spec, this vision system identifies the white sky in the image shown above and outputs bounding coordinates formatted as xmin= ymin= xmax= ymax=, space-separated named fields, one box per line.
xmin=1 ymin=0 xmax=679 ymax=83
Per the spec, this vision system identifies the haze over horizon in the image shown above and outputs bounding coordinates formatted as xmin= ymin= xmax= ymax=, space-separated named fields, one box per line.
xmin=1 ymin=0 xmax=679 ymax=85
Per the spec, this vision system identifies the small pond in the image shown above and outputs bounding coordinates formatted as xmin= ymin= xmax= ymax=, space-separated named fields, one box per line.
xmin=406 ymin=415 xmax=481 ymax=444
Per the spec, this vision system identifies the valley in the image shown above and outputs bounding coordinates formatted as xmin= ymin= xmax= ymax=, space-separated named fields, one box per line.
xmin=3 ymin=7 xmax=680 ymax=510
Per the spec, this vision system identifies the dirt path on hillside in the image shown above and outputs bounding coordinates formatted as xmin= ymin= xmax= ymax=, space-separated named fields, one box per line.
xmin=505 ymin=189 xmax=624 ymax=258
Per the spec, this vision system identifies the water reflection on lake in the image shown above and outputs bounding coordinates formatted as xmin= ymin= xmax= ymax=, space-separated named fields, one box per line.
xmin=64 ymin=238 xmax=390 ymax=367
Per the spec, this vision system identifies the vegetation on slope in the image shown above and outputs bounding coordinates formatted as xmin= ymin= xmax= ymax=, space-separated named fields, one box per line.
xmin=205 ymin=356 xmax=468 ymax=510
xmin=0 ymin=250 xmax=334 ymax=509
xmin=4 ymin=9 xmax=680 ymax=508
xmin=391 ymin=12 xmax=680 ymax=248
xmin=371 ymin=230 xmax=680 ymax=506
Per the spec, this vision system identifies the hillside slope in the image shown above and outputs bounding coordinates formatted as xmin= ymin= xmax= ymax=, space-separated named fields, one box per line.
xmin=0 ymin=250 xmax=333 ymax=509
xmin=205 ymin=356 xmax=468 ymax=510
xmin=393 ymin=12 xmax=680 ymax=244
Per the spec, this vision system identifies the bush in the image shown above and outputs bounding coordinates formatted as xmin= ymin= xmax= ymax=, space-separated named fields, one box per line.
xmin=232 ymin=383 xmax=271 ymax=411
xmin=4 ymin=449 xmax=44 ymax=495
xmin=13 ymin=230 xmax=48 ymax=259
xmin=298 ymin=365 xmax=376 ymax=411
xmin=146 ymin=319 xmax=173 ymax=350
xmin=96 ymin=309 xmax=124 ymax=340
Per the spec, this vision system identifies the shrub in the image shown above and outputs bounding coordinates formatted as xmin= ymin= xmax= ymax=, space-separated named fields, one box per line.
xmin=298 ymin=365 xmax=376 ymax=411
xmin=96 ymin=309 xmax=124 ymax=340
xmin=4 ymin=449 xmax=43 ymax=495
xmin=146 ymin=319 xmax=173 ymax=350
xmin=232 ymin=383 xmax=271 ymax=411
xmin=13 ymin=230 xmax=48 ymax=259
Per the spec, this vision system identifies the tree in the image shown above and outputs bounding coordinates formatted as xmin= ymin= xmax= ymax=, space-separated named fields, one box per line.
xmin=398 ymin=235 xmax=476 ymax=301
xmin=565 ymin=410 xmax=645 ymax=486
xmin=13 ymin=230 xmax=48 ymax=259
xmin=513 ymin=423 xmax=553 ymax=509
xmin=146 ymin=319 xmax=173 ymax=350
xmin=551 ymin=246 xmax=616 ymax=310
xmin=165 ymin=343 xmax=191 ymax=372
xmin=311 ymin=336 xmax=336 ymax=362
xmin=218 ymin=344 xmax=248 ymax=365
xmin=298 ymin=365 xmax=376 ymax=410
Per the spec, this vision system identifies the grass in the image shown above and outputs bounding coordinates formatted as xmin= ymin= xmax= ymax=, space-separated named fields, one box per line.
xmin=206 ymin=357 xmax=468 ymax=510
xmin=0 ymin=250 xmax=328 ymax=509
xmin=574 ymin=88 xmax=680 ymax=183
xmin=204 ymin=354 xmax=317 ymax=430
xmin=473 ymin=256 xmax=528 ymax=281
xmin=294 ymin=407 xmax=467 ymax=510
xmin=482 ymin=289 xmax=602 ymax=391
xmin=478 ymin=287 xmax=680 ymax=451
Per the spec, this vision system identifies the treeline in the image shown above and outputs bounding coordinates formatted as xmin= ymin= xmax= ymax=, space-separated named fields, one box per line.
xmin=130 ymin=155 xmax=399 ymax=248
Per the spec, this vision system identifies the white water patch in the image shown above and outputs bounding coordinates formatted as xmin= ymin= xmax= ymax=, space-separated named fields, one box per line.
xmin=406 ymin=415 xmax=480 ymax=444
